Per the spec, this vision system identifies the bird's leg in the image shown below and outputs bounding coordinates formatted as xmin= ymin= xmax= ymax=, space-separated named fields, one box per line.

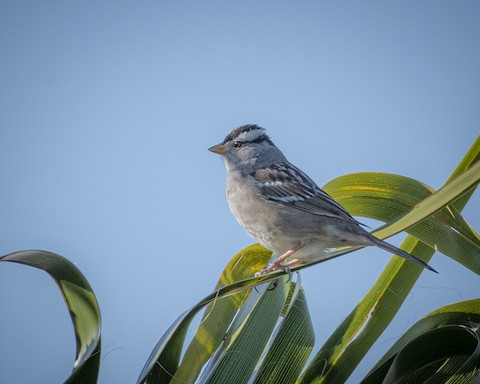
xmin=256 ymin=243 xmax=306 ymax=276
xmin=280 ymin=258 xmax=302 ymax=269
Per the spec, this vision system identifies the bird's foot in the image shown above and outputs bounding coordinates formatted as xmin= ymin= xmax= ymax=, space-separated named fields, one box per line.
xmin=254 ymin=258 xmax=301 ymax=281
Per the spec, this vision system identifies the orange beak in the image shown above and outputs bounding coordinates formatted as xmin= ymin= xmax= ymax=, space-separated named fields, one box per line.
xmin=208 ymin=143 xmax=226 ymax=155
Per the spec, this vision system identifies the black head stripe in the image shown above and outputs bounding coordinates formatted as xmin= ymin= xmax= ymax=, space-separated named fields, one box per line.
xmin=223 ymin=124 xmax=272 ymax=145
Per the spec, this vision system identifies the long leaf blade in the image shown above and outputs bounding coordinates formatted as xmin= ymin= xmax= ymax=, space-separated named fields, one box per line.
xmin=204 ymin=278 xmax=288 ymax=384
xmin=169 ymin=245 xmax=271 ymax=383
xmin=300 ymin=136 xmax=480 ymax=383
xmin=0 ymin=250 xmax=102 ymax=384
xmin=253 ymin=285 xmax=315 ymax=384
xmin=137 ymin=246 xmax=275 ymax=384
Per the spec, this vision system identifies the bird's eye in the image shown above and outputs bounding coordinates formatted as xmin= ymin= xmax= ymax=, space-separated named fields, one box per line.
xmin=233 ymin=141 xmax=244 ymax=148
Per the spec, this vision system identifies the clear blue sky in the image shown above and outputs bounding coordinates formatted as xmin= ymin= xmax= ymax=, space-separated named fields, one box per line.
xmin=1 ymin=2 xmax=479 ymax=383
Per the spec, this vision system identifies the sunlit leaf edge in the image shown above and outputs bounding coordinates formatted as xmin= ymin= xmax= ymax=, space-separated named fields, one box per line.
xmin=0 ymin=250 xmax=102 ymax=384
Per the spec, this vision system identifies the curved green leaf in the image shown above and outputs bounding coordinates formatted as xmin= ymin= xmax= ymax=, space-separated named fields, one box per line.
xmin=170 ymin=245 xmax=271 ymax=383
xmin=381 ymin=326 xmax=478 ymax=384
xmin=300 ymin=136 xmax=480 ymax=383
xmin=324 ymin=172 xmax=480 ymax=275
xmin=138 ymin=245 xmax=274 ymax=384
xmin=138 ymin=306 xmax=196 ymax=384
xmin=300 ymin=238 xmax=436 ymax=384
xmin=253 ymin=285 xmax=315 ymax=384
xmin=140 ymin=248 xmax=311 ymax=384
xmin=375 ymin=160 xmax=480 ymax=240
xmin=0 ymin=250 xmax=101 ymax=384
xmin=322 ymin=136 xmax=480 ymax=275
xmin=204 ymin=277 xmax=288 ymax=384
xmin=362 ymin=299 xmax=480 ymax=383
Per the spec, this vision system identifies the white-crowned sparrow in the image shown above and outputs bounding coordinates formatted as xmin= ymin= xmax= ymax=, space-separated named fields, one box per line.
xmin=209 ymin=124 xmax=437 ymax=275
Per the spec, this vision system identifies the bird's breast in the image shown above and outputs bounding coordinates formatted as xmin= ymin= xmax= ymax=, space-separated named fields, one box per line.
xmin=226 ymin=172 xmax=298 ymax=253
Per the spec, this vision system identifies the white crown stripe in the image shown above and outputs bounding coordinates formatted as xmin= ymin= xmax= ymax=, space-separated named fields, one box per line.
xmin=237 ymin=127 xmax=266 ymax=143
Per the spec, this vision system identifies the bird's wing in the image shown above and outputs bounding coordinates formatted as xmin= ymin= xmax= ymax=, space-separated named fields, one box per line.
xmin=253 ymin=163 xmax=360 ymax=224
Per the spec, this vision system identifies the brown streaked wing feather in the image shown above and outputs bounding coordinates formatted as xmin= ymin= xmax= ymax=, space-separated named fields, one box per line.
xmin=253 ymin=163 xmax=360 ymax=224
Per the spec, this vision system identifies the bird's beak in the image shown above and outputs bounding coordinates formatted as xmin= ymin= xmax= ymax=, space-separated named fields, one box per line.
xmin=208 ymin=143 xmax=226 ymax=155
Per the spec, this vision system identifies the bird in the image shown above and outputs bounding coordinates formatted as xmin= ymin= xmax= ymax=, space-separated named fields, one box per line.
xmin=209 ymin=124 xmax=437 ymax=275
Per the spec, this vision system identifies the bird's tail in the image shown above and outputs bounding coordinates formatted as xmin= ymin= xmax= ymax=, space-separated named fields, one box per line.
xmin=369 ymin=235 xmax=438 ymax=273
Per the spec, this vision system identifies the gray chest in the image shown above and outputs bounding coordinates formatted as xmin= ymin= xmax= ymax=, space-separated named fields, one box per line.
xmin=226 ymin=172 xmax=290 ymax=252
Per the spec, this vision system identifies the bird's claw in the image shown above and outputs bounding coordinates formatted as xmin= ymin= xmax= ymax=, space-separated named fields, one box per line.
xmin=255 ymin=263 xmax=293 ymax=281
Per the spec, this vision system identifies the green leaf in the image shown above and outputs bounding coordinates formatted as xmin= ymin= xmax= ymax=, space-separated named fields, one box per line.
xmin=299 ymin=136 xmax=480 ymax=383
xmin=299 ymin=238 xmax=437 ymax=384
xmin=253 ymin=284 xmax=315 ymax=384
xmin=380 ymin=326 xmax=478 ymax=384
xmin=204 ymin=277 xmax=288 ymax=384
xmin=324 ymin=171 xmax=480 ymax=275
xmin=138 ymin=306 xmax=197 ymax=384
xmin=0 ymin=250 xmax=101 ymax=384
xmin=170 ymin=245 xmax=272 ymax=383
xmin=318 ymin=136 xmax=480 ymax=275
xmin=139 ymin=247 xmax=313 ymax=384
xmin=362 ymin=299 xmax=480 ymax=383
xmin=138 ymin=245 xmax=274 ymax=384
xmin=374 ymin=160 xmax=480 ymax=240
